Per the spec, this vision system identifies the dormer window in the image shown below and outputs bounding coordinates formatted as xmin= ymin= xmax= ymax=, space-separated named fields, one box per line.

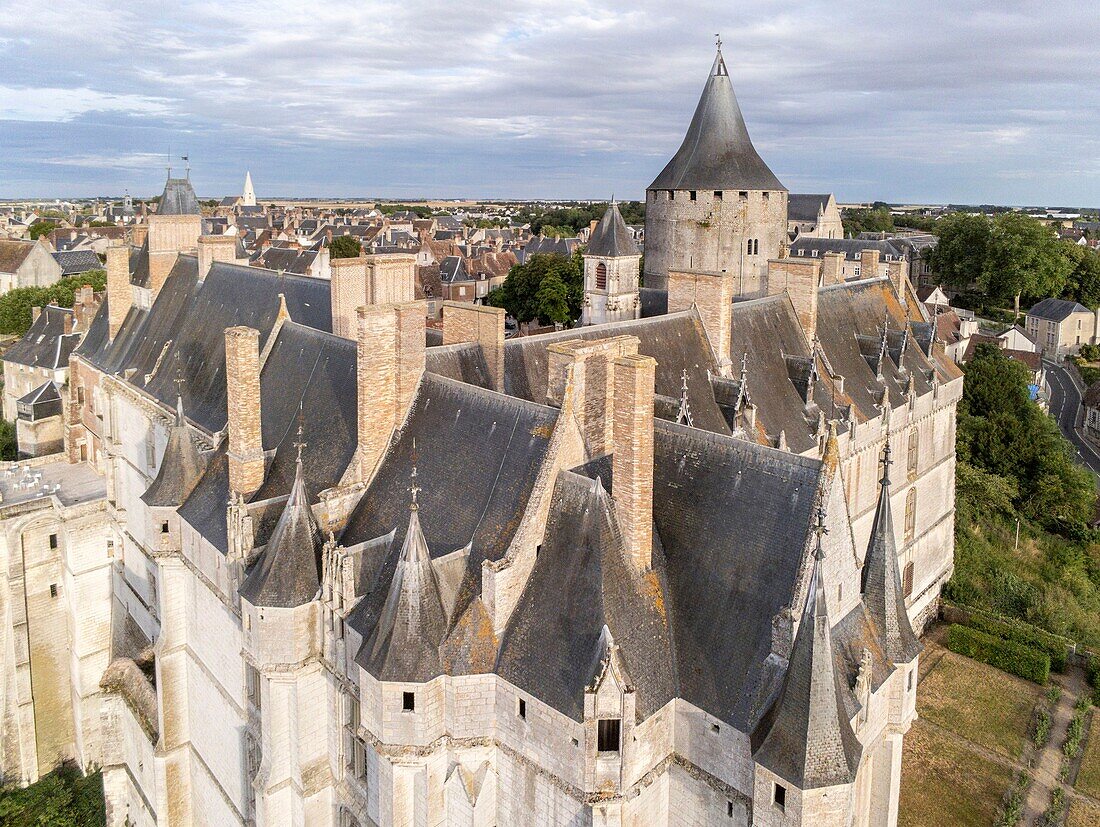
xmin=597 ymin=718 xmax=621 ymax=752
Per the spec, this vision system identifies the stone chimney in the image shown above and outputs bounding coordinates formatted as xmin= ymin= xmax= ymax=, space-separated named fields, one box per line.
xmin=860 ymin=248 xmax=882 ymax=280
xmin=612 ymin=353 xmax=657 ymax=572
xmin=442 ymin=302 xmax=505 ymax=392
xmin=197 ymin=235 xmax=238 ymax=280
xmin=822 ymin=251 xmax=845 ymax=285
xmin=331 ymin=253 xmax=417 ymax=340
xmin=63 ymin=312 xmax=73 ymax=335
xmin=356 ymin=301 xmax=426 ymax=481
xmin=148 ymin=214 xmax=201 ymax=297
xmin=886 ymin=259 xmax=908 ymax=303
xmin=667 ymin=269 xmax=734 ymax=374
xmin=765 ymin=257 xmax=821 ymax=341
xmin=106 ymin=241 xmax=132 ymax=340
xmin=225 ymin=326 xmax=265 ymax=499
xmin=546 ymin=336 xmax=639 ymax=457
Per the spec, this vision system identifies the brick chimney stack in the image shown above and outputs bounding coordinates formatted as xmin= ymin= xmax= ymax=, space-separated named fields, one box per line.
xmin=331 ymin=253 xmax=417 ymax=340
xmin=442 ymin=302 xmax=505 ymax=392
xmin=667 ymin=269 xmax=734 ymax=375
xmin=197 ymin=235 xmax=238 ymax=279
xmin=106 ymin=241 xmax=132 ymax=341
xmin=860 ymin=248 xmax=882 ymax=280
xmin=612 ymin=353 xmax=656 ymax=572
xmin=356 ymin=301 xmax=426 ymax=481
xmin=225 ymin=326 xmax=265 ymax=498
xmin=822 ymin=251 xmax=845 ymax=285
xmin=765 ymin=257 xmax=822 ymax=341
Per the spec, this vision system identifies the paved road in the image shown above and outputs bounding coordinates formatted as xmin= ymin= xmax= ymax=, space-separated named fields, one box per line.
xmin=1045 ymin=361 xmax=1100 ymax=477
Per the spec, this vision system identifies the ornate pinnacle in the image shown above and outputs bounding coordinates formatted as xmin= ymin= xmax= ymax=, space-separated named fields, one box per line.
xmin=812 ymin=503 xmax=828 ymax=560
xmin=880 ymin=439 xmax=893 ymax=487
xmin=676 ymin=369 xmax=694 ymax=427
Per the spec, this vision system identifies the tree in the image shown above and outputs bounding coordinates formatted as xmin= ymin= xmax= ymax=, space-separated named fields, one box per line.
xmin=534 ymin=273 xmax=570 ymax=325
xmin=492 ymin=253 xmax=583 ymax=325
xmin=329 ymin=235 xmax=361 ymax=259
xmin=840 ymin=207 xmax=894 ymax=237
xmin=1063 ymin=244 xmax=1100 ymax=308
xmin=0 ymin=271 xmax=107 ymax=336
xmin=928 ymin=213 xmax=992 ymax=291
xmin=985 ymin=212 xmax=1072 ymax=318
xmin=28 ymin=220 xmax=56 ymax=241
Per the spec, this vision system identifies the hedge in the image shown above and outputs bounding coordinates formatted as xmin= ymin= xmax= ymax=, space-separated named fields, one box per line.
xmin=946 ymin=624 xmax=1050 ymax=684
xmin=960 ymin=610 xmax=1069 ymax=672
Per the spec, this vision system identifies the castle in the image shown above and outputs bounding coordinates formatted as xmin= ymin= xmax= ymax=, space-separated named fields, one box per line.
xmin=0 ymin=45 xmax=961 ymax=826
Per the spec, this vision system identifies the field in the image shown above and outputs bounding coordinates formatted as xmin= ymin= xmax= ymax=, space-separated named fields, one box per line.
xmin=917 ymin=649 xmax=1043 ymax=759
xmin=1067 ymin=797 xmax=1100 ymax=827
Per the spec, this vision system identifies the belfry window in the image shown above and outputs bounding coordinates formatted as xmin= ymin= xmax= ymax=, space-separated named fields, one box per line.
xmin=596 ymin=262 xmax=607 ymax=290
xmin=597 ymin=718 xmax=621 ymax=752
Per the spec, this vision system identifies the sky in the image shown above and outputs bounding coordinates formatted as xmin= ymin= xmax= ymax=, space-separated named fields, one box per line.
xmin=0 ymin=1 xmax=1097 ymax=206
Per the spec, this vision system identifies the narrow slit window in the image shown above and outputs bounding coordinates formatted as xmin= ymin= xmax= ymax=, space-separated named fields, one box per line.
xmin=774 ymin=782 xmax=786 ymax=810
xmin=518 ymin=699 xmax=526 ymax=719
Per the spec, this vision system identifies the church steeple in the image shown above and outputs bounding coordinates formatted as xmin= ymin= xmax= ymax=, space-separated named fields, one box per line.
xmin=581 ymin=199 xmax=642 ymax=326
xmin=861 ymin=442 xmax=922 ymax=664
xmin=242 ymin=171 xmax=256 ymax=207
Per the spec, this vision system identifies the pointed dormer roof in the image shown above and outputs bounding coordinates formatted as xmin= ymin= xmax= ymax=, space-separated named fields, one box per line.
xmin=650 ymin=47 xmax=785 ymax=193
xmin=861 ymin=442 xmax=922 ymax=664
xmin=239 ymin=447 xmax=323 ymax=608
xmin=752 ymin=508 xmax=861 ymax=789
xmin=141 ymin=396 xmax=207 ymax=507
xmin=157 ymin=175 xmax=201 ymax=216
xmin=362 ymin=498 xmax=448 ymax=682
xmin=586 ymin=201 xmax=639 ymax=258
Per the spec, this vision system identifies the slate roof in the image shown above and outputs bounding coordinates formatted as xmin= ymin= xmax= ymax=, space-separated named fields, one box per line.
xmin=788 ymin=194 xmax=831 ymax=223
xmin=790 ymin=237 xmax=904 ymax=261
xmin=157 ymin=178 xmax=201 ymax=216
xmin=860 ymin=446 xmax=921 ymax=664
xmin=52 ymin=249 xmax=102 ymax=276
xmin=1027 ymin=297 xmax=1091 ymax=322
xmin=4 ymin=305 xmax=79 ymax=369
xmin=649 ymin=50 xmax=785 ymax=192
xmin=253 ymin=246 xmax=317 ymax=275
xmin=439 ymin=255 xmax=471 ymax=283
xmin=76 ymin=257 xmax=332 ymax=434
xmin=239 ymin=449 xmax=324 ymax=608
xmin=142 ymin=397 xmax=208 ymax=508
xmin=496 ymin=472 xmax=678 ymax=720
xmin=18 ymin=380 xmax=60 ymax=406
xmin=503 ymin=311 xmax=730 ymax=435
xmin=586 ymin=203 xmax=639 ymax=258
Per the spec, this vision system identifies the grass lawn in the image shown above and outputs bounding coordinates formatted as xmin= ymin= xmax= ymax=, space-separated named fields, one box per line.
xmin=917 ymin=650 xmax=1042 ymax=760
xmin=1076 ymin=716 xmax=1100 ymax=799
xmin=899 ymin=718 xmax=1015 ymax=827
xmin=1067 ymin=797 xmax=1100 ymax=827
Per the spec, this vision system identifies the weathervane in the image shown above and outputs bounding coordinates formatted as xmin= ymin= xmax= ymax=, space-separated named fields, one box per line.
xmin=715 ymin=33 xmax=722 ymax=51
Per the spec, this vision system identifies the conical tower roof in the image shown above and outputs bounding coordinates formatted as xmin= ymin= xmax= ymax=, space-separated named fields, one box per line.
xmin=242 ymin=171 xmax=256 ymax=206
xmin=239 ymin=447 xmax=323 ymax=608
xmin=752 ymin=508 xmax=861 ymax=789
xmin=142 ymin=396 xmax=207 ymax=507
xmin=157 ymin=175 xmax=201 ymax=216
xmin=650 ymin=48 xmax=785 ymax=192
xmin=861 ymin=443 xmax=922 ymax=663
xmin=586 ymin=201 xmax=639 ymax=258
xmin=362 ymin=495 xmax=448 ymax=682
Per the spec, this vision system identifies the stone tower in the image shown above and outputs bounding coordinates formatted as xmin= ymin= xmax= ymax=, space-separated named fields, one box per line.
xmin=242 ymin=171 xmax=256 ymax=207
xmin=581 ymin=201 xmax=641 ymax=326
xmin=643 ymin=45 xmax=788 ymax=296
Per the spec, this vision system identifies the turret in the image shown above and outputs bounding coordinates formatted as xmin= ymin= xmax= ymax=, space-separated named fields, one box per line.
xmin=644 ymin=43 xmax=788 ymax=295
xmin=141 ymin=394 xmax=207 ymax=554
xmin=581 ymin=201 xmax=641 ymax=325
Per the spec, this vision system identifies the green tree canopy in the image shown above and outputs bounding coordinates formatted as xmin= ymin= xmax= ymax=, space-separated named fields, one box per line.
xmin=487 ymin=252 xmax=583 ymax=325
xmin=840 ymin=207 xmax=894 ymax=237
xmin=329 ymin=235 xmax=362 ymax=259
xmin=959 ymin=343 xmax=1096 ymax=528
xmin=0 ymin=270 xmax=107 ymax=336
xmin=1063 ymin=244 xmax=1100 ymax=308
xmin=28 ymin=220 xmax=57 ymax=240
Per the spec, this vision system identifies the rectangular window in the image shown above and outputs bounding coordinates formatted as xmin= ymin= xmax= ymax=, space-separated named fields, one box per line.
xmin=689 ymin=190 xmax=697 ymax=202
xmin=597 ymin=718 xmax=621 ymax=752
xmin=904 ymin=489 xmax=917 ymax=542
xmin=518 ymin=698 xmax=526 ymax=719
xmin=774 ymin=782 xmax=786 ymax=810
xmin=161 ymin=521 xmax=170 ymax=534
xmin=50 ymin=583 xmax=58 ymax=598
xmin=49 ymin=533 xmax=58 ymax=549
xmin=714 ymin=191 xmax=723 ymax=202
xmin=246 ymin=664 xmax=262 ymax=711
xmin=727 ymin=801 xmax=734 ymax=817
xmin=402 ymin=691 xmax=415 ymax=712
xmin=903 ymin=561 xmax=915 ymax=598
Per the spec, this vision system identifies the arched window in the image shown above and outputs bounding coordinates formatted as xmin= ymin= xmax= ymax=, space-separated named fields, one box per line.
xmin=907 ymin=428 xmax=919 ymax=480
xmin=595 ymin=262 xmax=607 ymax=290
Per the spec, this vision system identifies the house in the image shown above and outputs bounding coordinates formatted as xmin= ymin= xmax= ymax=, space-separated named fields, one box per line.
xmin=0 ymin=239 xmax=64 ymax=294
xmin=787 ymin=193 xmax=843 ymax=240
xmin=1025 ymin=298 xmax=1097 ymax=358
xmin=52 ymin=249 xmax=103 ymax=278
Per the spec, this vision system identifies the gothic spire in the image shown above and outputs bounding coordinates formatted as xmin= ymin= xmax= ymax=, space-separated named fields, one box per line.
xmin=676 ymin=369 xmax=694 ymax=427
xmin=861 ymin=442 xmax=922 ymax=664
xmin=752 ymin=503 xmax=861 ymax=788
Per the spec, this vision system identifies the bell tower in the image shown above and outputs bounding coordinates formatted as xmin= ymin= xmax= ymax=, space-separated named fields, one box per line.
xmin=581 ymin=201 xmax=641 ymax=325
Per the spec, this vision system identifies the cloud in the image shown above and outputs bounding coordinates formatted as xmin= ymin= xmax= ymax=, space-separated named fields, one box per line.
xmin=0 ymin=0 xmax=1097 ymax=204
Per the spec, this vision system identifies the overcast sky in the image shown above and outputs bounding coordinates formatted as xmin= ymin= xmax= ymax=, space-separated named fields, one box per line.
xmin=0 ymin=1 xmax=1096 ymax=205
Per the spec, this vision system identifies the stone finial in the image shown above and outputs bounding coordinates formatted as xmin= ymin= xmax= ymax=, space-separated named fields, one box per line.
xmin=676 ymin=369 xmax=694 ymax=427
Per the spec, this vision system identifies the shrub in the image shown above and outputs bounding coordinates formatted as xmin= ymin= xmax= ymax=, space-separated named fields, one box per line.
xmin=959 ymin=607 xmax=1070 ymax=671
xmin=946 ymin=624 xmax=1050 ymax=684
xmin=995 ymin=772 xmax=1029 ymax=827
xmin=1033 ymin=707 xmax=1051 ymax=748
